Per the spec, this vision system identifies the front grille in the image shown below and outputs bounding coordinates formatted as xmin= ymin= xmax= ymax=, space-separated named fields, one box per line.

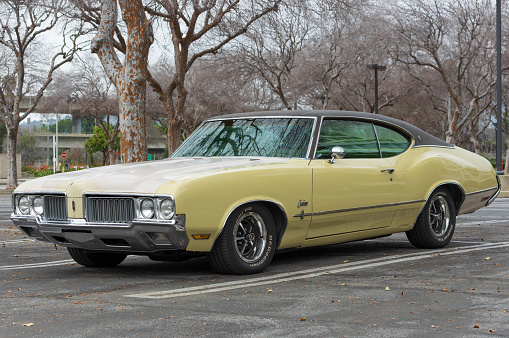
xmin=85 ymin=196 xmax=135 ymax=224
xmin=44 ymin=195 xmax=67 ymax=221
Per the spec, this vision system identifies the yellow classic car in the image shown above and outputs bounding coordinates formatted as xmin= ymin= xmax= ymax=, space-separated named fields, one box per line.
xmin=11 ymin=111 xmax=500 ymax=274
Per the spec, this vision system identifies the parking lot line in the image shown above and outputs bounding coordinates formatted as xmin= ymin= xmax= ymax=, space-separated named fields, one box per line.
xmin=125 ymin=241 xmax=509 ymax=299
xmin=0 ymin=259 xmax=75 ymax=271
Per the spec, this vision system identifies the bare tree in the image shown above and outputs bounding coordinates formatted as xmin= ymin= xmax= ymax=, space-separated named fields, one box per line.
xmin=389 ymin=0 xmax=501 ymax=146
xmin=71 ymin=58 xmax=119 ymax=165
xmin=90 ymin=0 xmax=153 ymax=163
xmin=230 ymin=1 xmax=310 ymax=110
xmin=146 ymin=0 xmax=281 ymax=154
xmin=0 ymin=0 xmax=82 ymax=188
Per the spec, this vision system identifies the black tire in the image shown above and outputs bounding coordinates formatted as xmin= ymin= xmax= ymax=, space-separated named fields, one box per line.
xmin=406 ymin=188 xmax=456 ymax=248
xmin=208 ymin=203 xmax=276 ymax=275
xmin=67 ymin=248 xmax=127 ymax=267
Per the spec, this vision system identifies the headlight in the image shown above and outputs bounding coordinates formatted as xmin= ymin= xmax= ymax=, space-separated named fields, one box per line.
xmin=159 ymin=198 xmax=175 ymax=220
xmin=18 ymin=196 xmax=30 ymax=215
xmin=32 ymin=196 xmax=44 ymax=215
xmin=140 ymin=198 xmax=155 ymax=219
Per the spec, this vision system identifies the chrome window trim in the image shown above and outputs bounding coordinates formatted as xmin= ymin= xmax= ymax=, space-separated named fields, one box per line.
xmin=413 ymin=145 xmax=456 ymax=149
xmin=372 ymin=123 xmax=383 ymax=158
xmin=312 ymin=117 xmax=414 ymax=160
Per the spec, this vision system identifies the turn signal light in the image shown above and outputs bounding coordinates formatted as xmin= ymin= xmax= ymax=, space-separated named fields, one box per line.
xmin=192 ymin=234 xmax=211 ymax=240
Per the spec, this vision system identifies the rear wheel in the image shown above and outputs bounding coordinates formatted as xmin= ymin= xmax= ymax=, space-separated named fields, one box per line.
xmin=67 ymin=248 xmax=127 ymax=267
xmin=208 ymin=203 xmax=276 ymax=275
xmin=406 ymin=188 xmax=456 ymax=248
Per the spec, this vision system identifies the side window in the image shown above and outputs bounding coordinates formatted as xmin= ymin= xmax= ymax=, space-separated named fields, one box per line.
xmin=375 ymin=124 xmax=411 ymax=158
xmin=315 ymin=119 xmax=380 ymax=159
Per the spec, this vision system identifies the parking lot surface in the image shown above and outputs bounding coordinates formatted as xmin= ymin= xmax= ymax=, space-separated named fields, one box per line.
xmin=1 ymin=195 xmax=508 ymax=337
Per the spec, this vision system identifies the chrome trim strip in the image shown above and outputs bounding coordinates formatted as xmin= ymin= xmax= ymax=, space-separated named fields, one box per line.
xmin=305 ymin=225 xmax=388 ymax=240
xmin=465 ymin=185 xmax=499 ymax=196
xmin=413 ymin=145 xmax=456 ymax=149
xmin=310 ymin=116 xmax=324 ymax=159
xmin=486 ymin=176 xmax=501 ymax=206
xmin=11 ymin=214 xmax=176 ymax=228
xmin=292 ymin=200 xmax=425 ymax=218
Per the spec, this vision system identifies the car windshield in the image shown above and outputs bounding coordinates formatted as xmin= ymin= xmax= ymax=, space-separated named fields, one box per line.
xmin=172 ymin=118 xmax=314 ymax=158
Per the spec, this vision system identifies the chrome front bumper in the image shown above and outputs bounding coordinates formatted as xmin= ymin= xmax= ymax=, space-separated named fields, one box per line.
xmin=11 ymin=214 xmax=188 ymax=252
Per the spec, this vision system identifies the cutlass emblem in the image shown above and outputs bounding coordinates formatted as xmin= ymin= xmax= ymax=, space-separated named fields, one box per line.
xmin=297 ymin=200 xmax=308 ymax=208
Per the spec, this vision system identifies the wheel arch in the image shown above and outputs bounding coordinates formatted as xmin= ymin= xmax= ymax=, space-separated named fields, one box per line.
xmin=425 ymin=182 xmax=465 ymax=215
xmin=435 ymin=183 xmax=465 ymax=214
xmin=213 ymin=200 xmax=288 ymax=250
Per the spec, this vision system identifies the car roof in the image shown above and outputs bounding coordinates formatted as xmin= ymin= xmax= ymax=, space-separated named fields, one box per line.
xmin=213 ymin=110 xmax=453 ymax=148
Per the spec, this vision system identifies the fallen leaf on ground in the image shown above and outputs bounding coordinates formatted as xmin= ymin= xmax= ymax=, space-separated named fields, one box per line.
xmin=299 ymin=318 xmax=306 ymax=321
xmin=384 ymin=287 xmax=391 ymax=291
xmin=23 ymin=323 xmax=34 ymax=327
xmin=473 ymin=324 xmax=480 ymax=328
xmin=441 ymin=289 xmax=453 ymax=292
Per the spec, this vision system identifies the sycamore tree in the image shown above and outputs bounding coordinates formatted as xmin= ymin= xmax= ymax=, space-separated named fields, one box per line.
xmin=89 ymin=0 xmax=153 ymax=163
xmin=0 ymin=0 xmax=82 ymax=188
xmin=75 ymin=0 xmax=281 ymax=156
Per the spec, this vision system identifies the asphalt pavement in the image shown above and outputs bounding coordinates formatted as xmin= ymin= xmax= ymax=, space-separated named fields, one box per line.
xmin=1 ymin=195 xmax=508 ymax=337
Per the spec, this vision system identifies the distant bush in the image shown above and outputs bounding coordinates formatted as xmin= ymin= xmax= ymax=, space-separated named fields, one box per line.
xmin=22 ymin=164 xmax=91 ymax=177
xmin=22 ymin=165 xmax=55 ymax=177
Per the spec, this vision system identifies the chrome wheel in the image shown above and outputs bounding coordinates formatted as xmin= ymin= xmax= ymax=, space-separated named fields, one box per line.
xmin=406 ymin=188 xmax=456 ymax=249
xmin=429 ymin=195 xmax=450 ymax=236
xmin=234 ymin=212 xmax=267 ymax=263
xmin=208 ymin=203 xmax=276 ymax=274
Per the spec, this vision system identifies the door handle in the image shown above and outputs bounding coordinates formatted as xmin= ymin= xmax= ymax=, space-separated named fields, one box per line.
xmin=381 ymin=168 xmax=395 ymax=174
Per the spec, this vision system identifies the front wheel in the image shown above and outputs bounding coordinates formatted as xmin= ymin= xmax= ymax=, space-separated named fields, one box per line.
xmin=67 ymin=248 xmax=127 ymax=267
xmin=406 ymin=188 xmax=456 ymax=248
xmin=208 ymin=203 xmax=276 ymax=274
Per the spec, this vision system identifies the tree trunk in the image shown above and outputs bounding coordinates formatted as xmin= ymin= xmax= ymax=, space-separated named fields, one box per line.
xmin=118 ymin=81 xmax=147 ymax=162
xmin=6 ymin=126 xmax=19 ymax=189
xmin=471 ymin=136 xmax=481 ymax=155
xmin=92 ymin=0 xmax=152 ymax=163
xmin=168 ymin=116 xmax=183 ymax=155
xmin=108 ymin=139 xmax=116 ymax=165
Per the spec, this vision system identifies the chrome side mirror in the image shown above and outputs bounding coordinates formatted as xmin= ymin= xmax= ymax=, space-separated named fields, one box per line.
xmin=328 ymin=146 xmax=346 ymax=164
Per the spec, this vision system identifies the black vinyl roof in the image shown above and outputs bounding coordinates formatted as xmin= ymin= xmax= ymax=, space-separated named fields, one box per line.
xmin=213 ymin=110 xmax=453 ymax=148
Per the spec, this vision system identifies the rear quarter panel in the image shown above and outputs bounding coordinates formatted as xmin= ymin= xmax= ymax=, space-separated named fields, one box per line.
xmin=386 ymin=146 xmax=497 ymax=229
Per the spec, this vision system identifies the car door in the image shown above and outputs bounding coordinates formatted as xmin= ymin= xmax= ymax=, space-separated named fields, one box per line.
xmin=306 ymin=119 xmax=402 ymax=239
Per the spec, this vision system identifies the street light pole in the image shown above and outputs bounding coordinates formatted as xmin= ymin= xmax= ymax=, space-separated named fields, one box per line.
xmin=367 ymin=64 xmax=387 ymax=114
xmin=496 ymin=0 xmax=503 ymax=175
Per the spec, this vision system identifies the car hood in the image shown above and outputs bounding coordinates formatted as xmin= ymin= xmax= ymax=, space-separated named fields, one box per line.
xmin=15 ymin=157 xmax=292 ymax=196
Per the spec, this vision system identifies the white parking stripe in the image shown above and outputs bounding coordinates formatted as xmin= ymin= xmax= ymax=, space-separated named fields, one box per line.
xmin=0 ymin=260 xmax=75 ymax=271
xmin=0 ymin=239 xmax=34 ymax=245
xmin=125 ymin=242 xmax=509 ymax=299
xmin=458 ymin=219 xmax=508 ymax=227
